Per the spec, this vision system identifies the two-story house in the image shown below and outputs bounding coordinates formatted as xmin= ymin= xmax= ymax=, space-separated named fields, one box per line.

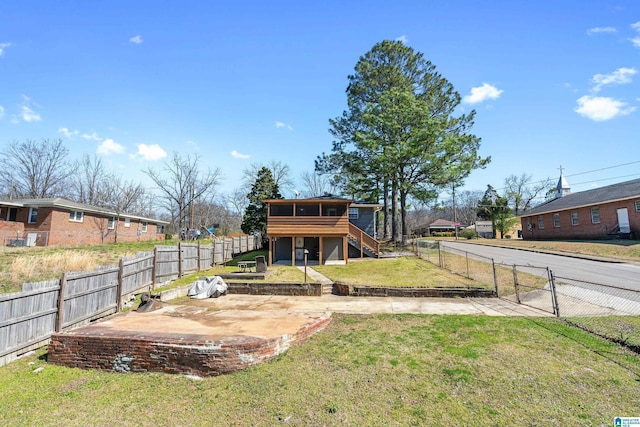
xmin=265 ymin=197 xmax=381 ymax=265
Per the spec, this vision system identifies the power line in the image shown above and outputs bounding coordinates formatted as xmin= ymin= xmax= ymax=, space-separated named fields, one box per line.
xmin=565 ymin=160 xmax=640 ymax=178
xmin=493 ymin=159 xmax=640 ymax=192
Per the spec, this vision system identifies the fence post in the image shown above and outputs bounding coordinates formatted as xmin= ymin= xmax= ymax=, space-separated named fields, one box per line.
xmin=116 ymin=258 xmax=124 ymax=311
xmin=492 ymin=259 xmax=499 ymax=296
xmin=178 ymin=242 xmax=183 ymax=278
xmin=152 ymin=247 xmax=158 ymax=290
xmin=55 ymin=273 xmax=67 ymax=332
xmin=548 ymin=268 xmax=560 ymax=317
xmin=197 ymin=240 xmax=202 ymax=271
xmin=211 ymin=239 xmax=216 ymax=267
xmin=465 ymin=252 xmax=470 ymax=279
xmin=512 ymin=265 xmax=521 ymax=304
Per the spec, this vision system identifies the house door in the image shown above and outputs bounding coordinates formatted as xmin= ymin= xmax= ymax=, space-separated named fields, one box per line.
xmin=617 ymin=208 xmax=630 ymax=233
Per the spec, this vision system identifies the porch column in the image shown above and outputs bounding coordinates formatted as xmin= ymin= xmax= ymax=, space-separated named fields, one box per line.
xmin=343 ymin=235 xmax=349 ymax=264
xmin=319 ymin=237 xmax=324 ymax=265
xmin=268 ymin=237 xmax=273 ymax=266
xmin=291 ymin=236 xmax=295 ymax=266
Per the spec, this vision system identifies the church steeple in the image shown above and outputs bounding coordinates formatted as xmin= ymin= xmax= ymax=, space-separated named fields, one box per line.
xmin=555 ymin=165 xmax=571 ymax=199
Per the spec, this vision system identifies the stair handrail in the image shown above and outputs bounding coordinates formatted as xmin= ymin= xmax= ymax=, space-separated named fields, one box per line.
xmin=348 ymin=223 xmax=379 ymax=255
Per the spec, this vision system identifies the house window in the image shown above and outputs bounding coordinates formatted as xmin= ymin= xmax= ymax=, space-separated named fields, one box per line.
xmin=124 ymin=218 xmax=131 ymax=228
xmin=28 ymin=208 xmax=38 ymax=224
xmin=571 ymin=211 xmax=579 ymax=226
xmin=349 ymin=207 xmax=359 ymax=220
xmin=7 ymin=207 xmax=17 ymax=221
xmin=537 ymin=216 xmax=544 ymax=229
xmin=157 ymin=225 xmax=165 ymax=234
xmin=69 ymin=210 xmax=83 ymax=222
xmin=553 ymin=213 xmax=560 ymax=228
xmin=635 ymin=200 xmax=640 ymax=212
xmin=591 ymin=207 xmax=600 ymax=224
xmin=141 ymin=221 xmax=148 ymax=233
xmin=108 ymin=217 xmax=115 ymax=230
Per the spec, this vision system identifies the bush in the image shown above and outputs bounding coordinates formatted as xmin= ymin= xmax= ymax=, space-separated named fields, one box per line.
xmin=165 ymin=233 xmax=173 ymax=241
xmin=460 ymin=228 xmax=477 ymax=240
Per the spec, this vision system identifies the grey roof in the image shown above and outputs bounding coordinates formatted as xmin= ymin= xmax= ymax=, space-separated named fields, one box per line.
xmin=521 ymin=178 xmax=640 ymax=217
xmin=0 ymin=197 xmax=169 ymax=224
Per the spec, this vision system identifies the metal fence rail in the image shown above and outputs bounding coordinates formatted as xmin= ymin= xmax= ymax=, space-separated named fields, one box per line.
xmin=418 ymin=240 xmax=640 ymax=349
xmin=0 ymin=235 xmax=260 ymax=367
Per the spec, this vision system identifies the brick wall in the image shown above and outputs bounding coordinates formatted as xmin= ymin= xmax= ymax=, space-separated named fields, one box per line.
xmin=48 ymin=314 xmax=331 ymax=376
xmin=350 ymin=285 xmax=496 ymax=298
xmin=44 ymin=209 xmax=165 ymax=246
xmin=522 ymin=199 xmax=640 ymax=240
xmin=0 ymin=220 xmax=24 ymax=234
xmin=227 ymin=282 xmax=323 ymax=296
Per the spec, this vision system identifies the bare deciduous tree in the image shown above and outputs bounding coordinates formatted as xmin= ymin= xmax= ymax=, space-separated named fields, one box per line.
xmin=0 ymin=138 xmax=75 ymax=199
xmin=299 ymin=171 xmax=337 ymax=198
xmin=242 ymin=160 xmax=293 ymax=196
xmin=144 ymin=152 xmax=222 ymax=233
xmin=504 ymin=174 xmax=553 ymax=215
xmin=72 ymin=154 xmax=110 ymax=205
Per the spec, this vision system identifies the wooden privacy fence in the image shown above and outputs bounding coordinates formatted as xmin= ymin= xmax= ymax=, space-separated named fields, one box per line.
xmin=0 ymin=235 xmax=260 ymax=367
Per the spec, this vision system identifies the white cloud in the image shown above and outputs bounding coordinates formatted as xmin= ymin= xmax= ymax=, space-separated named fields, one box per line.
xmin=574 ymin=95 xmax=636 ymax=121
xmin=395 ymin=35 xmax=409 ymax=43
xmin=21 ymin=105 xmax=41 ymax=122
xmin=462 ymin=83 xmax=503 ymax=104
xmin=58 ymin=127 xmax=79 ymax=138
xmin=135 ymin=143 xmax=167 ymax=160
xmin=275 ymin=121 xmax=293 ymax=131
xmin=591 ymin=67 xmax=637 ymax=92
xmin=630 ymin=37 xmax=640 ymax=48
xmin=129 ymin=35 xmax=143 ymax=44
xmin=586 ymin=26 xmax=617 ymax=35
xmin=632 ymin=21 xmax=640 ymax=30
xmin=17 ymin=95 xmax=41 ymax=122
xmin=97 ymin=139 xmax=125 ymax=155
xmin=81 ymin=132 xmax=102 ymax=141
xmin=231 ymin=150 xmax=250 ymax=159
xmin=0 ymin=42 xmax=11 ymax=56
xmin=0 ymin=106 xmax=4 ymax=119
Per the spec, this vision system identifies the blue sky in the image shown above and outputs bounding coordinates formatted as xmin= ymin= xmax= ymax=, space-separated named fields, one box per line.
xmin=1 ymin=0 xmax=639 ymax=205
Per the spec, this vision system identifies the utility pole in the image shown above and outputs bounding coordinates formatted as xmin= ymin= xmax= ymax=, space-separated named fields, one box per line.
xmin=453 ymin=183 xmax=458 ymax=240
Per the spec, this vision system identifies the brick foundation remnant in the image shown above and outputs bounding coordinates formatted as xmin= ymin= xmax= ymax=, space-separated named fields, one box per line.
xmin=48 ymin=307 xmax=331 ymax=376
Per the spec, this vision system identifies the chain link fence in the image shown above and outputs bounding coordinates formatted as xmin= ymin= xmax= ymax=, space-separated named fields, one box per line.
xmin=417 ymin=240 xmax=640 ymax=351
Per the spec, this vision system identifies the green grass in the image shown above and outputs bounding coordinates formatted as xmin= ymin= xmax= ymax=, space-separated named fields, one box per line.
xmin=565 ymin=316 xmax=640 ymax=348
xmin=1 ymin=315 xmax=638 ymax=426
xmin=314 ymin=257 xmax=487 ymax=289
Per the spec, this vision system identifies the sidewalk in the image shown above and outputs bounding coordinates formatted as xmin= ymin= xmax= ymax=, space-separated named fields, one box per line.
xmin=188 ymin=293 xmax=551 ymax=317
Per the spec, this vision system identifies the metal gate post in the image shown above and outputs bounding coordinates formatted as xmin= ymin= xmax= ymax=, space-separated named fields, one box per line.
xmin=512 ymin=265 xmax=521 ymax=304
xmin=492 ymin=259 xmax=499 ymax=296
xmin=466 ymin=252 xmax=470 ymax=279
xmin=548 ymin=268 xmax=560 ymax=317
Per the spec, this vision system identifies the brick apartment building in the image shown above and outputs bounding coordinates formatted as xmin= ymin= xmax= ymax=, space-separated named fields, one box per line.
xmin=519 ymin=175 xmax=640 ymax=240
xmin=0 ymin=198 xmax=169 ymax=246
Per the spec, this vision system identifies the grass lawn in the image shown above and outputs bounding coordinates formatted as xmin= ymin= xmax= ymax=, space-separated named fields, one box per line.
xmin=314 ymin=257 xmax=487 ymax=289
xmin=1 ymin=314 xmax=638 ymax=426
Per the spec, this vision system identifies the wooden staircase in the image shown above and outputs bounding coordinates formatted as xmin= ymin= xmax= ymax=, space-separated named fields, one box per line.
xmin=348 ymin=223 xmax=379 ymax=258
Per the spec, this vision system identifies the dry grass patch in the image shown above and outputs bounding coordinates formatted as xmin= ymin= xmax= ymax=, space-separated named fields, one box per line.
xmin=464 ymin=239 xmax=640 ymax=262
xmin=1 ymin=240 xmax=168 ymax=294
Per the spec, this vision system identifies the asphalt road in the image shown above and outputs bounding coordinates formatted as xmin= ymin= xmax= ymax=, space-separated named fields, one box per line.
xmin=440 ymin=241 xmax=640 ymax=291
